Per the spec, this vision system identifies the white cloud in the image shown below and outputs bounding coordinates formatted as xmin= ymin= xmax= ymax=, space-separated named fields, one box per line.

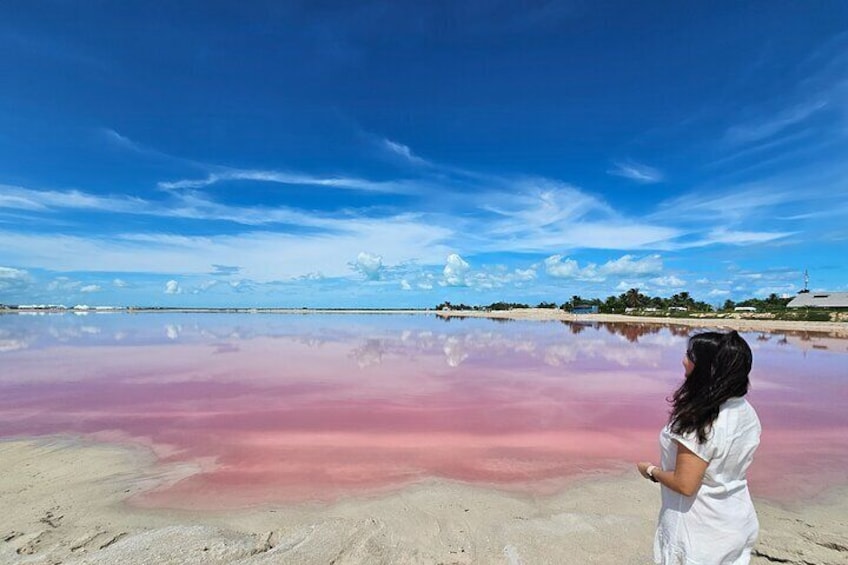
xmin=726 ymin=100 xmax=829 ymax=145
xmin=0 ymin=184 xmax=146 ymax=214
xmin=0 ymin=266 xmax=32 ymax=293
xmin=0 ymin=217 xmax=454 ymax=282
xmin=400 ymin=279 xmax=412 ymax=291
xmin=598 ymin=254 xmax=662 ymax=276
xmin=382 ymin=139 xmax=430 ymax=166
xmin=708 ymin=289 xmax=730 ymax=296
xmin=754 ymin=284 xmax=797 ymax=297
xmin=157 ymin=169 xmax=414 ymax=195
xmin=650 ymin=275 xmax=685 ymax=288
xmin=442 ymin=254 xmax=470 ymax=287
xmin=697 ymin=229 xmax=795 ymax=246
xmin=351 ymin=252 xmax=384 ymax=280
xmin=607 ymin=160 xmax=663 ymax=183
xmin=544 ymin=255 xmax=583 ymax=278
xmin=296 ymin=272 xmax=324 ymax=281
xmin=80 ymin=284 xmax=101 ymax=293
xmin=164 ymin=280 xmax=181 ymax=294
xmin=545 ymin=254 xmax=663 ymax=281
xmin=514 ymin=268 xmax=537 ymax=281
xmin=112 ymin=278 xmax=128 ymax=287
xmin=102 ymin=128 xmax=141 ymax=150
xmin=197 ymin=280 xmax=219 ymax=291
xmin=47 ymin=277 xmax=81 ymax=292
xmin=615 ymin=280 xmax=643 ymax=291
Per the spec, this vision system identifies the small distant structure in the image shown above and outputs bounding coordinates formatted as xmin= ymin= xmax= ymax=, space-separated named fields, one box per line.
xmin=787 ymin=292 xmax=848 ymax=309
xmin=734 ymin=306 xmax=757 ymax=312
xmin=572 ymin=304 xmax=598 ymax=314
xmin=668 ymin=306 xmax=688 ymax=312
xmin=798 ymin=269 xmax=810 ymax=293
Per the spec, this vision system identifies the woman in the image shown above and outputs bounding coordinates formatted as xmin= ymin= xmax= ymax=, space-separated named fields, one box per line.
xmin=637 ymin=331 xmax=761 ymax=565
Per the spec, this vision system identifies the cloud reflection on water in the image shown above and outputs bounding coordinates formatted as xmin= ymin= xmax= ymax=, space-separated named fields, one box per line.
xmin=0 ymin=313 xmax=846 ymax=508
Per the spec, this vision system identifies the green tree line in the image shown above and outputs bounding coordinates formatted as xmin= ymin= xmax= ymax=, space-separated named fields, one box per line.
xmin=437 ymin=290 xmax=794 ymax=314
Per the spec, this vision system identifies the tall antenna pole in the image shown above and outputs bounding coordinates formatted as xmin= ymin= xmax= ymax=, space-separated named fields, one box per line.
xmin=803 ymin=268 xmax=809 ymax=292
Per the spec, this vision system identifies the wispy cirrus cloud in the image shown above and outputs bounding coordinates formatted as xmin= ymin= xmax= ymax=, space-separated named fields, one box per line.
xmin=725 ymin=100 xmax=829 ymax=145
xmin=157 ymin=168 xmax=418 ymax=194
xmin=607 ymin=160 xmax=663 ymax=184
xmin=0 ymin=215 xmax=455 ymax=282
xmin=102 ymin=128 xmax=144 ymax=151
xmin=651 ymin=181 xmax=807 ymax=223
xmin=382 ymin=138 xmax=431 ymax=167
xmin=0 ymin=184 xmax=147 ymax=214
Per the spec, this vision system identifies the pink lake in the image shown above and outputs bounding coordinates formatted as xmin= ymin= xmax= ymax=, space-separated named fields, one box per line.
xmin=1 ymin=313 xmax=846 ymax=509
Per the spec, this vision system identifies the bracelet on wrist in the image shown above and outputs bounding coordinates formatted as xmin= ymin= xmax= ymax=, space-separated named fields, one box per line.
xmin=646 ymin=465 xmax=659 ymax=483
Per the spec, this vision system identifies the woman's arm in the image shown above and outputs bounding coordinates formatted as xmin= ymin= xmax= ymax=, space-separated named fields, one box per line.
xmin=637 ymin=441 xmax=708 ymax=496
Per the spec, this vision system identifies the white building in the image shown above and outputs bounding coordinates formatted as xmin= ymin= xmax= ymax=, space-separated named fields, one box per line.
xmin=786 ymin=292 xmax=848 ymax=308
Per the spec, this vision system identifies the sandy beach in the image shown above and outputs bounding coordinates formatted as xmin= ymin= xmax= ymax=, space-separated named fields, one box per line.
xmin=431 ymin=309 xmax=848 ymax=337
xmin=1 ymin=437 xmax=846 ymax=565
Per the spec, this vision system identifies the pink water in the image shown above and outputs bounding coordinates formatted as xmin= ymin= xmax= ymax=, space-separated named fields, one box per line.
xmin=1 ymin=313 xmax=846 ymax=509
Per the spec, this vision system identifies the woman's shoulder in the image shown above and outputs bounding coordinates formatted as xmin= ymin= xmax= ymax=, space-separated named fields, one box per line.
xmin=718 ymin=397 xmax=761 ymax=432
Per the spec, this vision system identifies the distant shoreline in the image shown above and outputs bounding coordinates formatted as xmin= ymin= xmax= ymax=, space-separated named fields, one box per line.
xmin=2 ymin=306 xmax=847 ymax=336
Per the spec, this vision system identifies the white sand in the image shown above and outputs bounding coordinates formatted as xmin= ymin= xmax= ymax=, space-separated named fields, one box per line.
xmin=1 ymin=437 xmax=846 ymax=564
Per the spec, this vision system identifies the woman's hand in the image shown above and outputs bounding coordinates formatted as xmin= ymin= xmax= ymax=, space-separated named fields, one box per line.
xmin=638 ymin=443 xmax=708 ymax=495
xmin=636 ymin=461 xmax=654 ymax=480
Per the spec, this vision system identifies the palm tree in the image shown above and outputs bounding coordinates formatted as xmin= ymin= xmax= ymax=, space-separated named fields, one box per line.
xmin=625 ymin=288 xmax=641 ymax=308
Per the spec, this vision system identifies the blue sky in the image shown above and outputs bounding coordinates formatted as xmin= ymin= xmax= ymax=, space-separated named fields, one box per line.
xmin=1 ymin=2 xmax=847 ymax=308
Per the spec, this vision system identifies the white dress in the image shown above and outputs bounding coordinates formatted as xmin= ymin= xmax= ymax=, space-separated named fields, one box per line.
xmin=654 ymin=397 xmax=761 ymax=565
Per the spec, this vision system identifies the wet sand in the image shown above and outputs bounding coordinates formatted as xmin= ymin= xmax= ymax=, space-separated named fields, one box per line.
xmin=1 ymin=437 xmax=846 ymax=565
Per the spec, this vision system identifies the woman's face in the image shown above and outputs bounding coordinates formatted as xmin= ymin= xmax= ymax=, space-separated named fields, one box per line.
xmin=683 ymin=350 xmax=695 ymax=377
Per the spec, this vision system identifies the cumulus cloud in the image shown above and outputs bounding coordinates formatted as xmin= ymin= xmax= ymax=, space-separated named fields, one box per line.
xmin=351 ymin=252 xmax=384 ymax=280
xmin=80 ymin=284 xmax=101 ymax=293
xmin=708 ymin=289 xmax=730 ymax=296
xmin=442 ymin=254 xmax=471 ymax=287
xmin=545 ymin=254 xmax=663 ymax=281
xmin=650 ymin=275 xmax=685 ymax=288
xmin=615 ymin=281 xmax=638 ymax=291
xmin=296 ymin=272 xmax=325 ymax=281
xmin=0 ymin=266 xmax=32 ymax=293
xmin=544 ymin=256 xmax=583 ymax=278
xmin=599 ymin=254 xmax=663 ymax=276
xmin=196 ymin=280 xmax=219 ymax=292
xmin=228 ymin=279 xmax=257 ymax=293
xmin=514 ymin=268 xmax=537 ymax=281
xmin=416 ymin=273 xmax=436 ymax=290
xmin=112 ymin=278 xmax=128 ymax=287
xmin=164 ymin=280 xmax=181 ymax=294
xmin=47 ymin=277 xmax=81 ymax=292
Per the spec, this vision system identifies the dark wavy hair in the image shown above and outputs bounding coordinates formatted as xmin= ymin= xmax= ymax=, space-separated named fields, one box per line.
xmin=669 ymin=330 xmax=752 ymax=443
